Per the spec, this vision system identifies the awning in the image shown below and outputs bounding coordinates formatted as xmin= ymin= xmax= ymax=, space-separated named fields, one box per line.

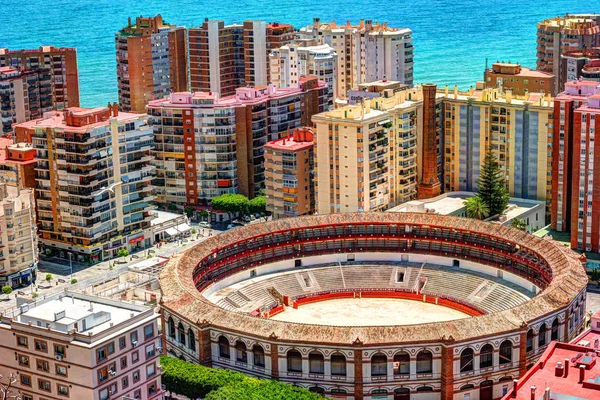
xmin=129 ymin=236 xmax=144 ymax=244
xmin=176 ymin=223 xmax=192 ymax=233
xmin=165 ymin=223 xmax=192 ymax=236
xmin=165 ymin=227 xmax=178 ymax=236
xmin=377 ymin=119 xmax=392 ymax=126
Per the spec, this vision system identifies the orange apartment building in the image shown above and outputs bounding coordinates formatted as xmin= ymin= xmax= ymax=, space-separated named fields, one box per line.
xmin=0 ymin=291 xmax=163 ymax=400
xmin=264 ymin=127 xmax=314 ymax=219
xmin=147 ymin=76 xmax=329 ymax=209
xmin=0 ymin=46 xmax=80 ymax=110
xmin=14 ymin=105 xmax=155 ymax=264
xmin=189 ymin=19 xmax=293 ymax=96
xmin=0 ymin=138 xmax=36 ymax=189
xmin=116 ymin=15 xmax=188 ymax=113
xmin=484 ymin=62 xmax=556 ymax=95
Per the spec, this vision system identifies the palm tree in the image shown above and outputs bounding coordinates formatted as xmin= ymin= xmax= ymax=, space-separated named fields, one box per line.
xmin=464 ymin=196 xmax=490 ymax=220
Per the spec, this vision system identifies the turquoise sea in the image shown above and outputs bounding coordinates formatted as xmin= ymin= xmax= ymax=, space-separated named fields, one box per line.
xmin=1 ymin=0 xmax=595 ymax=107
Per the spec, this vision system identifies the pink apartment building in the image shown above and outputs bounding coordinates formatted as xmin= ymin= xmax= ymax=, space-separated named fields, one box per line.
xmin=0 ymin=291 xmax=163 ymax=400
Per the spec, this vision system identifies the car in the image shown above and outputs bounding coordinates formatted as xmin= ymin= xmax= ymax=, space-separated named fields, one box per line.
xmin=254 ymin=213 xmax=261 ymax=219
xmin=242 ymin=215 xmax=251 ymax=222
xmin=199 ymin=221 xmax=210 ymax=228
xmin=250 ymin=215 xmax=256 ymax=221
xmin=226 ymin=224 xmax=234 ymax=230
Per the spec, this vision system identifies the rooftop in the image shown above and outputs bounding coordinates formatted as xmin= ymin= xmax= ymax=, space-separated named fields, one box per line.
xmin=0 ymin=139 xmax=36 ymax=165
xmin=265 ymin=127 xmax=314 ymax=151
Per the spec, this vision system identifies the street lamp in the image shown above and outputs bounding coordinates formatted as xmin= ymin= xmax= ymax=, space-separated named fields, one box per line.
xmin=68 ymin=253 xmax=73 ymax=282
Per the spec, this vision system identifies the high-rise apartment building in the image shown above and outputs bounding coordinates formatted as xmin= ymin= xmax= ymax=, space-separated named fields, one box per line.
xmin=116 ymin=15 xmax=188 ymax=114
xmin=189 ymin=20 xmax=293 ymax=97
xmin=148 ymin=76 xmax=329 ymax=207
xmin=265 ymin=127 xmax=314 ymax=219
xmin=270 ymin=39 xmax=338 ymax=99
xmin=0 ymin=291 xmax=163 ymax=400
xmin=299 ymin=18 xmax=414 ymax=98
xmin=0 ymin=66 xmax=53 ymax=135
xmin=561 ymin=49 xmax=600 ymax=88
xmin=442 ymin=83 xmax=554 ymax=210
xmin=0 ymin=182 xmax=37 ymax=288
xmin=550 ymin=80 xmax=600 ymax=252
xmin=15 ymin=105 xmax=155 ymax=264
xmin=0 ymin=139 xmax=37 ymax=189
xmin=484 ymin=62 xmax=556 ymax=96
xmin=313 ymin=87 xmax=423 ymax=214
xmin=0 ymin=46 xmax=80 ymax=110
xmin=536 ymin=14 xmax=600 ymax=94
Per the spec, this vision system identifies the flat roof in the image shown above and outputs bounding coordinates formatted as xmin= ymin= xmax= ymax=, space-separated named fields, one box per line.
xmin=265 ymin=136 xmax=313 ymax=151
xmin=151 ymin=210 xmax=185 ymax=226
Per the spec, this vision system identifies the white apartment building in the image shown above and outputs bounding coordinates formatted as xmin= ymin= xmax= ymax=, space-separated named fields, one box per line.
xmin=0 ymin=291 xmax=163 ymax=400
xmin=270 ymin=40 xmax=338 ymax=99
xmin=299 ymin=18 xmax=414 ymax=98
xmin=0 ymin=183 xmax=37 ymax=288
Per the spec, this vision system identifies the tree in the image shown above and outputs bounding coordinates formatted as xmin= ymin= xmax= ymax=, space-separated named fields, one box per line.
xmin=184 ymin=207 xmax=194 ymax=217
xmin=117 ymin=248 xmax=129 ymax=258
xmin=510 ymin=217 xmax=528 ymax=231
xmin=1 ymin=286 xmax=12 ymax=300
xmin=211 ymin=194 xmax=249 ymax=219
xmin=45 ymin=274 xmax=53 ymax=282
xmin=590 ymin=268 xmax=600 ymax=285
xmin=199 ymin=209 xmax=211 ymax=220
xmin=478 ymin=146 xmax=509 ymax=216
xmin=0 ymin=373 xmax=21 ymax=400
xmin=464 ymin=195 xmax=489 ymax=220
xmin=248 ymin=196 xmax=266 ymax=215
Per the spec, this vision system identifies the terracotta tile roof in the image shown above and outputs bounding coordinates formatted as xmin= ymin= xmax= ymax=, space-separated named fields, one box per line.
xmin=160 ymin=213 xmax=587 ymax=345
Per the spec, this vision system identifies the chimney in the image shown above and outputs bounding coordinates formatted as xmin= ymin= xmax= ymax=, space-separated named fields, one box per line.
xmin=544 ymin=388 xmax=551 ymax=400
xmin=112 ymin=102 xmax=119 ymax=117
xmin=530 ymin=386 xmax=536 ymax=400
xmin=128 ymin=17 xmax=132 ymax=26
xmin=555 ymin=361 xmax=564 ymax=377
xmin=579 ymin=365 xmax=586 ymax=383
xmin=564 ymin=358 xmax=569 ymax=377
xmin=511 ymin=379 xmax=518 ymax=398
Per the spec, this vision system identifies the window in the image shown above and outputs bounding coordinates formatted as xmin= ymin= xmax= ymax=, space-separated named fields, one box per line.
xmin=287 ymin=350 xmax=302 ymax=373
xmin=235 ymin=341 xmax=247 ymax=363
xmin=168 ymin=317 xmax=176 ymax=339
xmin=36 ymin=359 xmax=50 ymax=372
xmin=188 ymin=328 xmax=196 ymax=352
xmin=99 ymin=388 xmax=109 ymax=400
xmin=20 ymin=374 xmax=31 ymax=386
xmin=394 ymin=351 xmax=410 ymax=375
xmin=416 ymin=350 xmax=433 ymax=374
xmin=460 ymin=348 xmax=474 ymax=372
xmin=57 ymin=383 xmax=69 ymax=397
xmin=253 ymin=345 xmax=265 ymax=368
xmin=18 ymin=354 xmax=29 ymax=367
xmin=122 ymin=376 xmax=129 ymax=389
xmin=526 ymin=329 xmax=534 ymax=352
xmin=132 ymin=350 xmax=139 ymax=363
xmin=119 ymin=336 xmax=126 ymax=349
xmin=371 ymin=353 xmax=387 ymax=376
xmin=17 ymin=335 xmax=28 ymax=347
xmin=417 ymin=386 xmax=434 ymax=392
xmin=130 ymin=330 xmax=138 ymax=346
xmin=148 ymin=381 xmax=158 ymax=396
xmin=97 ymin=347 xmax=107 ymax=362
xmin=499 ymin=340 xmax=512 ymax=364
xmin=108 ymin=342 xmax=115 ymax=354
xmin=331 ymin=353 xmax=346 ymax=376
xmin=133 ymin=389 xmax=141 ymax=399
xmin=144 ymin=324 xmax=154 ymax=340
xmin=98 ymin=367 xmax=109 ymax=382
xmin=480 ymin=344 xmax=494 ymax=369
xmin=146 ymin=343 xmax=155 ymax=359
xmin=309 ymin=351 xmax=324 ymax=374
xmin=23 ymin=396 xmax=33 ymax=400
xmin=121 ymin=356 xmax=128 ymax=369
xmin=147 ymin=363 xmax=156 ymax=378
xmin=551 ymin=319 xmax=559 ymax=341
xmin=56 ymin=364 xmax=67 ymax=376
xmin=35 ymin=339 xmax=48 ymax=352
xmin=38 ymin=378 xmax=51 ymax=392
xmin=133 ymin=370 xmax=140 ymax=383
xmin=538 ymin=324 xmax=547 ymax=347
xmin=177 ymin=323 xmax=186 ymax=345
xmin=218 ymin=336 xmax=230 ymax=359
xmin=54 ymin=344 xmax=65 ymax=357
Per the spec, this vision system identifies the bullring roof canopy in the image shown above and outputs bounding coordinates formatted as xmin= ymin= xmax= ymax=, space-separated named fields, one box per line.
xmin=160 ymin=213 xmax=587 ymax=345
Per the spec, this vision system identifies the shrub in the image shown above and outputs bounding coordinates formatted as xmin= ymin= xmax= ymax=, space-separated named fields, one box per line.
xmin=45 ymin=273 xmax=53 ymax=282
xmin=32 ymin=292 xmax=39 ymax=299
xmin=205 ymin=379 xmax=324 ymax=400
xmin=117 ymin=248 xmax=129 ymax=258
xmin=70 ymin=278 xmax=78 ymax=285
xmin=2 ymin=286 xmax=12 ymax=296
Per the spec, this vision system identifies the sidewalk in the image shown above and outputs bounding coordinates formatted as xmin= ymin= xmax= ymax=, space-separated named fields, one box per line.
xmin=0 ymin=229 xmax=220 ymax=312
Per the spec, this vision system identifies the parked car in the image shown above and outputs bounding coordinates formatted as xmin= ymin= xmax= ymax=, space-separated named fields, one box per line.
xmin=226 ymin=224 xmax=234 ymax=230
xmin=199 ymin=221 xmax=210 ymax=228
xmin=250 ymin=215 xmax=256 ymax=221
xmin=242 ymin=215 xmax=252 ymax=222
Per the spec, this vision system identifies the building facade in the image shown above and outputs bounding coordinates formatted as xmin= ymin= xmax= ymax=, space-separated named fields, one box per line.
xmin=299 ymin=18 xmax=414 ymax=98
xmin=313 ymin=87 xmax=423 ymax=214
xmin=0 ymin=139 xmax=37 ymax=189
xmin=270 ymin=40 xmax=338 ymax=100
xmin=116 ymin=15 xmax=188 ymax=114
xmin=265 ymin=127 xmax=314 ymax=219
xmin=0 ymin=183 xmax=37 ymax=288
xmin=441 ymin=84 xmax=554 ymax=211
xmin=148 ymin=76 xmax=329 ymax=208
xmin=484 ymin=62 xmax=555 ymax=96
xmin=561 ymin=49 xmax=600 ymax=88
xmin=189 ymin=20 xmax=293 ymax=97
xmin=0 ymin=66 xmax=53 ymax=135
xmin=0 ymin=291 xmax=162 ymax=400
xmin=15 ymin=105 xmax=155 ymax=264
xmin=0 ymin=46 xmax=80 ymax=110
xmin=536 ymin=14 xmax=600 ymax=94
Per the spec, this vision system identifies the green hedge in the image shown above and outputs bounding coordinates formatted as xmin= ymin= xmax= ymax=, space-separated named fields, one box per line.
xmin=160 ymin=356 xmax=323 ymax=400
